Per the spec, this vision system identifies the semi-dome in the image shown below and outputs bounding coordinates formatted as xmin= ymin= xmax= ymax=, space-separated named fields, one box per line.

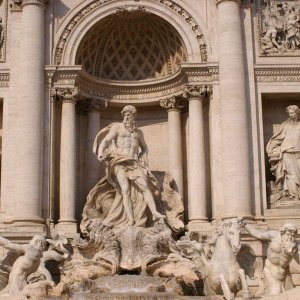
xmin=76 ymin=11 xmax=188 ymax=81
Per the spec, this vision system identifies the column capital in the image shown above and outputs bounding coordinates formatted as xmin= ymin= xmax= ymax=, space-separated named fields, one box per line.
xmin=55 ymin=87 xmax=79 ymax=104
xmin=184 ymin=85 xmax=212 ymax=100
xmin=216 ymin=0 xmax=241 ymax=6
xmin=21 ymin=0 xmax=48 ymax=7
xmin=160 ymin=96 xmax=187 ymax=111
xmin=77 ymin=99 xmax=107 ymax=114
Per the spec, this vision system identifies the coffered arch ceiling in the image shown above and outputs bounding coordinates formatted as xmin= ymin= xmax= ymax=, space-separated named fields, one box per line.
xmin=76 ymin=11 xmax=188 ymax=81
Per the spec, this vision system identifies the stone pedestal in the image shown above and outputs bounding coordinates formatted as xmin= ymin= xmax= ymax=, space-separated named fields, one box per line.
xmin=216 ymin=0 xmax=253 ymax=219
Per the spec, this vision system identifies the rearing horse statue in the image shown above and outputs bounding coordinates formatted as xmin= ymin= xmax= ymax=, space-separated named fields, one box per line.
xmin=194 ymin=217 xmax=250 ymax=300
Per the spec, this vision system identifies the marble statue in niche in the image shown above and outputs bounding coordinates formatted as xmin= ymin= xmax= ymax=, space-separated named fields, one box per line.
xmin=258 ymin=0 xmax=300 ymax=55
xmin=246 ymin=223 xmax=299 ymax=296
xmin=84 ymin=105 xmax=166 ymax=228
xmin=267 ymin=105 xmax=300 ymax=208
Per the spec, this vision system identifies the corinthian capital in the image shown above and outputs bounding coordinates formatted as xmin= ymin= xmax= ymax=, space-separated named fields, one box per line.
xmin=77 ymin=99 xmax=107 ymax=114
xmin=55 ymin=87 xmax=79 ymax=103
xmin=160 ymin=96 xmax=187 ymax=111
xmin=184 ymin=85 xmax=212 ymax=100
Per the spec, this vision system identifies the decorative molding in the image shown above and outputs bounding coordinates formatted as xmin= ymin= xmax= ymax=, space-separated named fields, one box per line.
xmin=256 ymin=0 xmax=300 ymax=57
xmin=160 ymin=95 xmax=187 ymax=111
xmin=182 ymin=63 xmax=219 ymax=83
xmin=76 ymin=65 xmax=215 ymax=104
xmin=48 ymin=64 xmax=216 ymax=104
xmin=254 ymin=66 xmax=300 ymax=82
xmin=0 ymin=70 xmax=9 ymax=87
xmin=55 ymin=0 xmax=208 ymax=65
xmin=52 ymin=67 xmax=82 ymax=87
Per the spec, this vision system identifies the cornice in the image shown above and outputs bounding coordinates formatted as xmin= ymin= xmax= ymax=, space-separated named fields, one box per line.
xmin=51 ymin=66 xmax=82 ymax=88
xmin=254 ymin=65 xmax=300 ymax=83
xmin=0 ymin=68 xmax=9 ymax=88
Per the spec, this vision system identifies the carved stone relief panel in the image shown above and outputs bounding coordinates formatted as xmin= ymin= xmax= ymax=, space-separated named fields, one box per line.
xmin=257 ymin=0 xmax=300 ymax=56
xmin=0 ymin=0 xmax=8 ymax=62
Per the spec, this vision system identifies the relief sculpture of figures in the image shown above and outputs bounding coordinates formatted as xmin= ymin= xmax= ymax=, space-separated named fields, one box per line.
xmin=246 ymin=223 xmax=300 ymax=296
xmin=83 ymin=105 xmax=166 ymax=228
xmin=267 ymin=105 xmax=300 ymax=208
xmin=259 ymin=0 xmax=300 ymax=55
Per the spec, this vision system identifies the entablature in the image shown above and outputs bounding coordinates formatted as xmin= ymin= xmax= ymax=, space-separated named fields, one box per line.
xmin=47 ymin=64 xmax=218 ymax=105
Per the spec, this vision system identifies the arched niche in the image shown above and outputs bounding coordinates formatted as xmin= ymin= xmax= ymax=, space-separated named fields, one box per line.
xmin=54 ymin=0 xmax=211 ymax=66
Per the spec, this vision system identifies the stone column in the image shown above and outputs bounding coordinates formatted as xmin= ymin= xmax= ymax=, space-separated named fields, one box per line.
xmin=185 ymin=85 xmax=210 ymax=228
xmin=57 ymin=88 xmax=78 ymax=233
xmin=216 ymin=0 xmax=252 ymax=218
xmin=83 ymin=99 xmax=106 ymax=194
xmin=160 ymin=96 xmax=186 ymax=196
xmin=6 ymin=0 xmax=47 ymax=225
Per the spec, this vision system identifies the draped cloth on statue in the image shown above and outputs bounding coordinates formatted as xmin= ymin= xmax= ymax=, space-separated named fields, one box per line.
xmin=83 ymin=124 xmax=161 ymax=228
xmin=267 ymin=119 xmax=300 ymax=200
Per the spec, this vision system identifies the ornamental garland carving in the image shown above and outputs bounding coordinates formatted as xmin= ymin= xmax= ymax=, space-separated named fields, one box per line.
xmin=257 ymin=0 xmax=300 ymax=56
xmin=55 ymin=0 xmax=208 ymax=65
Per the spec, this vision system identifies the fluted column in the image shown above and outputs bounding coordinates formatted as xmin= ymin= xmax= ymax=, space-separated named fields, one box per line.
xmin=185 ymin=85 xmax=210 ymax=227
xmin=5 ymin=0 xmax=47 ymax=225
xmin=57 ymin=88 xmax=78 ymax=233
xmin=160 ymin=96 xmax=186 ymax=196
xmin=79 ymin=99 xmax=106 ymax=194
xmin=216 ymin=0 xmax=252 ymax=218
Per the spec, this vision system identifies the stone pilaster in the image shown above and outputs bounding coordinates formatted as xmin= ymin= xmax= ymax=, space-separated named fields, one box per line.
xmin=216 ymin=0 xmax=253 ymax=219
xmin=3 ymin=0 xmax=48 ymax=226
xmin=160 ymin=96 xmax=186 ymax=196
xmin=56 ymin=88 xmax=78 ymax=234
xmin=78 ymin=99 xmax=107 ymax=194
xmin=184 ymin=85 xmax=211 ymax=229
